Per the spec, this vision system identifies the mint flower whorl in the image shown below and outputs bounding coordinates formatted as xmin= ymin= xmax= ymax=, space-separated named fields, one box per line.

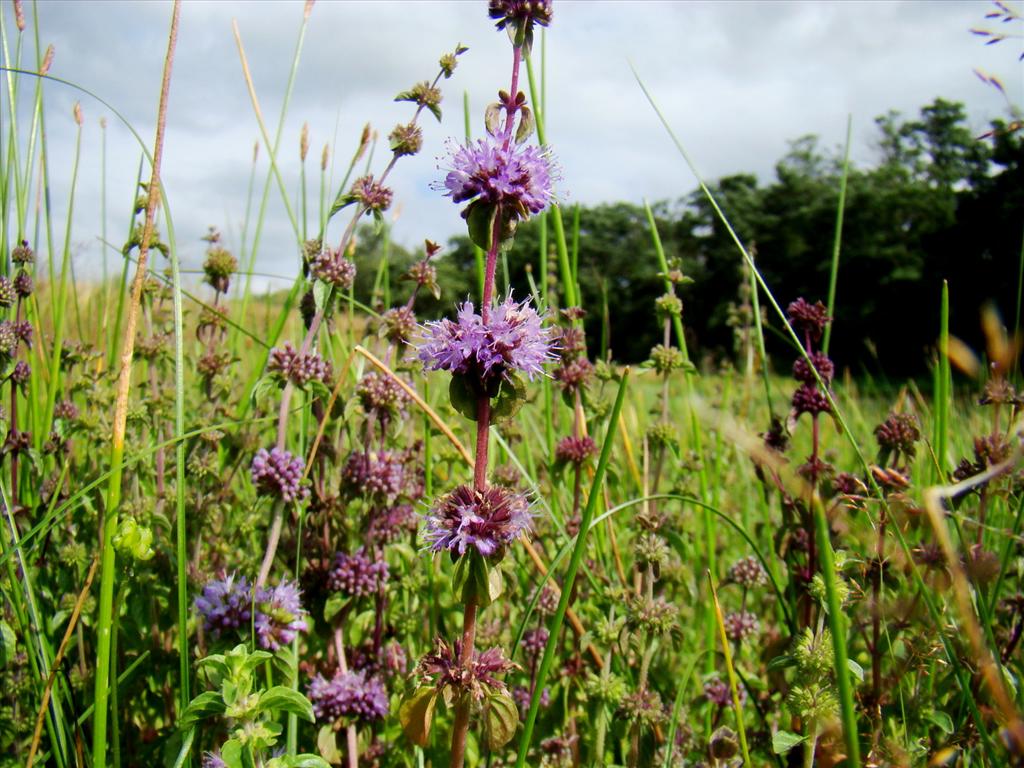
xmin=308 ymin=668 xmax=389 ymax=723
xmin=488 ymin=0 xmax=553 ymax=31
xmin=267 ymin=342 xmax=333 ymax=387
xmin=310 ymin=248 xmax=357 ymax=290
xmin=417 ymin=293 xmax=556 ymax=384
xmin=341 ymin=450 xmax=407 ymax=504
xmin=328 ymin=549 xmax=389 ymax=598
xmin=194 ymin=573 xmax=253 ymax=635
xmin=251 ymin=447 xmax=309 ymax=502
xmin=437 ymin=137 xmax=557 ymax=221
xmin=423 ymin=484 xmax=531 ymax=558
xmin=418 ymin=638 xmax=517 ymax=701
xmin=254 ymin=579 xmax=308 ymax=651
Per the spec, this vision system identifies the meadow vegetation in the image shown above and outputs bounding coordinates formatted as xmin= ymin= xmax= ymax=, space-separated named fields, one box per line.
xmin=1 ymin=1 xmax=1023 ymax=767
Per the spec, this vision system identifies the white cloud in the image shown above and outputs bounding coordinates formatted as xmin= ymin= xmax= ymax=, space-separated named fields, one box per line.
xmin=5 ymin=0 xmax=1018 ymax=289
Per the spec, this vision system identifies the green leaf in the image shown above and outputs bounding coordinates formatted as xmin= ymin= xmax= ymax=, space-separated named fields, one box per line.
xmin=323 ymin=592 xmax=347 ymax=623
xmin=426 ymin=102 xmax=443 ymax=123
xmin=485 ymin=102 xmax=503 ymax=137
xmin=399 ymin=686 xmax=439 ymax=747
xmin=313 ymin=280 xmax=332 ymax=315
xmin=328 ymin=191 xmax=358 ymax=220
xmin=178 ymin=690 xmax=226 ymax=729
xmin=846 ymin=658 xmax=865 ymax=683
xmin=466 ymin=200 xmax=498 ymax=251
xmin=515 ymin=105 xmax=535 ymax=145
xmin=317 ymin=725 xmax=342 ymax=764
xmin=766 ymin=653 xmax=795 ymax=672
xmin=926 ymin=710 xmax=954 ymax=735
xmin=484 ymin=691 xmax=519 ymax=750
xmin=218 ymin=740 xmax=244 ymax=768
xmin=0 ymin=620 xmax=15 ymax=667
xmin=772 ymin=730 xmax=806 ymax=755
xmin=448 ymin=374 xmax=479 ymax=422
xmin=491 ymin=371 xmax=528 ymax=425
xmin=269 ymin=756 xmax=332 ymax=768
xmin=258 ymin=686 xmax=315 ymax=722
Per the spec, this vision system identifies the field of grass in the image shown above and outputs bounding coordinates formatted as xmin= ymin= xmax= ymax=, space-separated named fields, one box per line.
xmin=2 ymin=2 xmax=1024 ymax=768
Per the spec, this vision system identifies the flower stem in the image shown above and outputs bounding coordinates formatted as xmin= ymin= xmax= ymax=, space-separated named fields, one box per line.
xmin=449 ymin=600 xmax=479 ymax=768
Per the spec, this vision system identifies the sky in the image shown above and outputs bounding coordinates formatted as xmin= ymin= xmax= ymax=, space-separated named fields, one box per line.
xmin=3 ymin=0 xmax=1021 ymax=290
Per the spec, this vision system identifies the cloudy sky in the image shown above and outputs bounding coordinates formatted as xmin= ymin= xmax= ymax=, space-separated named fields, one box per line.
xmin=5 ymin=0 xmax=1020 ymax=288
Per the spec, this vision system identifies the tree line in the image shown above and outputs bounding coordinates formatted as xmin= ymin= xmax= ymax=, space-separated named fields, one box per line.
xmin=350 ymin=98 xmax=1023 ymax=376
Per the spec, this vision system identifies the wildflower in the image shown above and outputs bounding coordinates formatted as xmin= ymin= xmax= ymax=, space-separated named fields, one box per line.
xmin=54 ymin=400 xmax=79 ymax=421
xmin=786 ymin=298 xmax=829 ymax=342
xmin=389 ymin=122 xmax=423 ymax=159
xmin=792 ymin=351 xmax=835 ymax=386
xmin=380 ymin=305 xmax=417 ymax=344
xmin=704 ymin=676 xmax=745 ymax=707
xmin=488 ymin=0 xmax=553 ymax=32
xmin=436 ymin=137 xmax=557 ymax=221
xmin=367 ymin=503 xmax=417 ymax=544
xmin=521 ymin=627 xmax=549 ymax=658
xmin=250 ymin=447 xmax=309 ymax=503
xmin=328 ymin=549 xmax=389 ymax=598
xmin=620 ymin=688 xmax=666 ymax=728
xmin=13 ymin=271 xmax=31 ymax=298
xmin=9 ymin=361 xmax=30 ymax=386
xmin=11 ymin=239 xmax=34 ymax=265
xmin=308 ymin=668 xmax=389 ymax=723
xmin=350 ymin=174 xmax=393 ymax=214
xmin=0 ymin=321 xmax=17 ymax=356
xmin=356 ymin=371 xmax=410 ymax=421
xmin=417 ymin=293 xmax=556 ymax=384
xmin=202 ymin=752 xmax=228 ymax=768
xmin=874 ymin=412 xmax=920 ymax=461
xmin=723 ymin=610 xmax=760 ymax=642
xmin=267 ymin=342 xmax=333 ymax=387
xmin=418 ymin=638 xmax=517 ymax=700
xmin=423 ymin=484 xmax=532 ymax=558
xmin=203 ymin=246 xmax=237 ymax=293
xmin=0 ymin=277 xmax=14 ymax=308
xmin=727 ymin=555 xmax=767 ymax=588
xmin=341 ymin=450 xmax=407 ymax=504
xmin=554 ymin=357 xmax=594 ymax=392
xmin=254 ymin=579 xmax=308 ymax=651
xmin=555 ymin=435 xmax=597 ymax=465
xmin=310 ymin=248 xmax=357 ymax=290
xmin=194 ymin=573 xmax=253 ymax=635
xmin=791 ymin=383 xmax=831 ymax=417
xmin=513 ymin=685 xmax=550 ymax=713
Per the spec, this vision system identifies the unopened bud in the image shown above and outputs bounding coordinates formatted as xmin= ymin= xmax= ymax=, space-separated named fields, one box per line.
xmin=73 ymin=102 xmax=83 ymax=126
xmin=300 ymin=122 xmax=309 ymax=161
xmin=321 ymin=143 xmax=329 ymax=171
xmin=40 ymin=44 xmax=54 ymax=75
xmin=304 ymin=0 xmax=314 ymax=19
xmin=13 ymin=0 xmax=25 ymax=32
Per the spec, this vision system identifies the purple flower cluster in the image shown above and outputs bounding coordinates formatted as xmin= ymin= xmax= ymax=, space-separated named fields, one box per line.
xmin=341 ymin=450 xmax=407 ymax=503
xmin=310 ymin=248 xmax=357 ymax=290
xmin=356 ymin=371 xmax=410 ymax=420
xmin=704 ymin=676 xmax=745 ymax=707
xmin=367 ymin=504 xmax=417 ymax=544
xmin=268 ymin=342 xmax=333 ymax=387
xmin=418 ymin=638 xmax=517 ymax=700
xmin=423 ymin=484 xmax=532 ymax=558
xmin=513 ymin=684 xmax=550 ymax=713
xmin=488 ymin=0 xmax=553 ymax=31
xmin=308 ymin=668 xmax=389 ymax=723
xmin=727 ymin=555 xmax=768 ymax=588
xmin=521 ymin=627 xmax=549 ymax=658
xmin=417 ymin=293 xmax=556 ymax=384
xmin=438 ymin=137 xmax=557 ymax=220
xmin=195 ymin=575 xmax=308 ymax=651
xmin=327 ymin=549 xmax=389 ymax=598
xmin=253 ymin=579 xmax=309 ymax=651
xmin=194 ymin=573 xmax=253 ymax=635
xmin=251 ymin=447 xmax=309 ymax=503
xmin=723 ymin=610 xmax=760 ymax=643
xmin=555 ymin=435 xmax=597 ymax=465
